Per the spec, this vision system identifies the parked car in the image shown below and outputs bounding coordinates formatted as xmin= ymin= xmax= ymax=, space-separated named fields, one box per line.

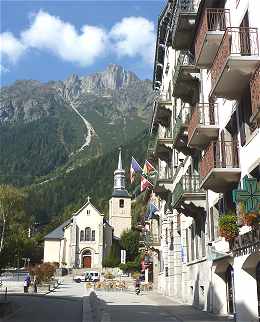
xmin=73 ymin=271 xmax=100 ymax=283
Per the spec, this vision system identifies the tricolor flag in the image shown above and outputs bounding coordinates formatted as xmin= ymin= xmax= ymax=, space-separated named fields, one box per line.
xmin=130 ymin=157 xmax=143 ymax=184
xmin=145 ymin=201 xmax=159 ymax=220
xmin=143 ymin=160 xmax=157 ymax=178
xmin=141 ymin=175 xmax=153 ymax=192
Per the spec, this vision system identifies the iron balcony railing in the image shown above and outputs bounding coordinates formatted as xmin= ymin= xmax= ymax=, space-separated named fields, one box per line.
xmin=172 ymin=50 xmax=196 ymax=92
xmin=140 ymin=231 xmax=160 ymax=247
xmin=195 ymin=8 xmax=231 ymax=63
xmin=172 ymin=174 xmax=203 ymax=207
xmin=172 ymin=0 xmax=197 ymax=37
xmin=211 ymin=27 xmax=259 ymax=91
xmin=188 ymin=103 xmax=218 ymax=141
xmin=158 ymin=161 xmax=173 ymax=181
xmin=158 ymin=125 xmax=172 ymax=140
xmin=172 ymin=105 xmax=191 ymax=144
xmin=200 ymin=140 xmax=240 ymax=180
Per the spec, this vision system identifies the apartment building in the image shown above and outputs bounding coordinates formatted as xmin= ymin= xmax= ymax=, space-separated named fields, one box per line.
xmin=145 ymin=0 xmax=260 ymax=321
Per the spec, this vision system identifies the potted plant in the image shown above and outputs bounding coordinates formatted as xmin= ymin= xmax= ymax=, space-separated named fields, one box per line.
xmin=219 ymin=213 xmax=239 ymax=241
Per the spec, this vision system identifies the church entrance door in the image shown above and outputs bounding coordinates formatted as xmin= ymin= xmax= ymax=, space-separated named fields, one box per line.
xmin=82 ymin=249 xmax=92 ymax=268
xmin=83 ymin=256 xmax=91 ymax=268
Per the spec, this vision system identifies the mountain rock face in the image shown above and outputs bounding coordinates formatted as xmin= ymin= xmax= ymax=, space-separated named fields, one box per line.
xmin=0 ymin=65 xmax=154 ymax=185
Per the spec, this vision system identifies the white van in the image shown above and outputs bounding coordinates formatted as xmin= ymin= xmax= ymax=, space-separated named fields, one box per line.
xmin=85 ymin=271 xmax=100 ymax=282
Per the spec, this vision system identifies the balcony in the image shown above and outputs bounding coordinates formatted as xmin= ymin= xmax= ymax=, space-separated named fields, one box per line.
xmin=157 ymin=161 xmax=173 ymax=184
xmin=187 ymin=103 xmax=219 ymax=148
xmin=154 ymin=99 xmax=172 ymax=126
xmin=172 ymin=51 xmax=200 ymax=104
xmin=195 ymin=8 xmax=231 ymax=68
xmin=172 ymin=174 xmax=205 ymax=209
xmin=172 ymin=106 xmax=193 ymax=154
xmin=157 ymin=125 xmax=172 ymax=145
xmin=140 ymin=231 xmax=160 ymax=248
xmin=200 ymin=141 xmax=241 ymax=192
xmin=250 ymin=64 xmax=260 ymax=125
xmin=210 ymin=27 xmax=260 ymax=99
xmin=172 ymin=0 xmax=197 ymax=50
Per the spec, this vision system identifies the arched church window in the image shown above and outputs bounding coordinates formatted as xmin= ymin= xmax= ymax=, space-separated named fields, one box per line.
xmin=85 ymin=227 xmax=91 ymax=241
xmin=119 ymin=199 xmax=124 ymax=208
xmin=91 ymin=230 xmax=95 ymax=241
xmin=80 ymin=230 xmax=84 ymax=241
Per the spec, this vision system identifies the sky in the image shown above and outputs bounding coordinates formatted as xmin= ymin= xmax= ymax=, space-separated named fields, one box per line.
xmin=0 ymin=0 xmax=165 ymax=86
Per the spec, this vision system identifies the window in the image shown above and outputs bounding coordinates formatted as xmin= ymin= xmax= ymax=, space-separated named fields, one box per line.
xmin=119 ymin=199 xmax=124 ymax=208
xmin=80 ymin=230 xmax=84 ymax=241
xmin=85 ymin=227 xmax=91 ymax=241
xmin=165 ymin=228 xmax=168 ymax=245
xmin=91 ymin=230 xmax=95 ymax=241
xmin=86 ymin=210 xmax=90 ymax=215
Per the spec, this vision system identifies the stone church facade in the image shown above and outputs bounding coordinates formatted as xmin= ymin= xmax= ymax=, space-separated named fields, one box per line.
xmin=43 ymin=149 xmax=131 ymax=269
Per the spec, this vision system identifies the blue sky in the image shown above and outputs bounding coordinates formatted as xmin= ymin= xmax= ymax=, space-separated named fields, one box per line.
xmin=0 ymin=0 xmax=165 ymax=86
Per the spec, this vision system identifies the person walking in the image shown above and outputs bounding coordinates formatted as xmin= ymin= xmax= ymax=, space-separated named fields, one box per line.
xmin=23 ymin=274 xmax=31 ymax=293
xmin=33 ymin=275 xmax=38 ymax=293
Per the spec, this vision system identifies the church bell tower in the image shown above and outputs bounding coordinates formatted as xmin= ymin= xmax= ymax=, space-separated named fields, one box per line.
xmin=109 ymin=149 xmax=132 ymax=238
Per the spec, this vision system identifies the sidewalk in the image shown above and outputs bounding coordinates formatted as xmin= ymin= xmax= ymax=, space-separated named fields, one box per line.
xmin=147 ymin=292 xmax=234 ymax=322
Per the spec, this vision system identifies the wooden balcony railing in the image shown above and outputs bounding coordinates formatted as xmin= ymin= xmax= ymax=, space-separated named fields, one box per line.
xmin=200 ymin=141 xmax=240 ymax=180
xmin=211 ymin=27 xmax=259 ymax=91
xmin=188 ymin=103 xmax=218 ymax=141
xmin=172 ymin=174 xmax=203 ymax=207
xmin=195 ymin=8 xmax=231 ymax=62
xmin=158 ymin=125 xmax=172 ymax=140
xmin=250 ymin=64 xmax=260 ymax=117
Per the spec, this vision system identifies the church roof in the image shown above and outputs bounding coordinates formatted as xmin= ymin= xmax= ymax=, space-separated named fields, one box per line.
xmin=112 ymin=189 xmax=131 ymax=198
xmin=44 ymin=219 xmax=71 ymax=240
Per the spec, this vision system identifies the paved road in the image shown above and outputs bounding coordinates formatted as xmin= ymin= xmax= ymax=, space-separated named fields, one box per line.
xmin=94 ymin=290 xmax=233 ymax=322
xmin=3 ymin=280 xmax=84 ymax=322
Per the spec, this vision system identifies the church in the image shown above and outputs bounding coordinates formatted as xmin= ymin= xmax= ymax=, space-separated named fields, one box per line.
xmin=43 ymin=149 xmax=132 ymax=269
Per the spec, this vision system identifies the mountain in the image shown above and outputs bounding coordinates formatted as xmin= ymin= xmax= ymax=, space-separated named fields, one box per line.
xmin=0 ymin=65 xmax=154 ymax=186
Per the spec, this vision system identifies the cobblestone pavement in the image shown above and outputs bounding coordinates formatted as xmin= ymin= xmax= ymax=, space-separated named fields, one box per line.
xmin=94 ymin=289 xmax=234 ymax=322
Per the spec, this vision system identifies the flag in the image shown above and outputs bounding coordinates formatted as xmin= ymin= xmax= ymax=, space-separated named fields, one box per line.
xmin=143 ymin=160 xmax=157 ymax=179
xmin=130 ymin=157 xmax=143 ymax=183
xmin=145 ymin=201 xmax=159 ymax=220
xmin=141 ymin=175 xmax=153 ymax=192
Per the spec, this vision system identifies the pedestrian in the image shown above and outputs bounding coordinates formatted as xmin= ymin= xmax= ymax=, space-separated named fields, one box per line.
xmin=23 ymin=273 xmax=31 ymax=293
xmin=33 ymin=275 xmax=38 ymax=293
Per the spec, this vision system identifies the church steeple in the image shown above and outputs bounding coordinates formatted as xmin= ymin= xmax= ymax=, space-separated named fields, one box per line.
xmin=112 ymin=148 xmax=129 ymax=197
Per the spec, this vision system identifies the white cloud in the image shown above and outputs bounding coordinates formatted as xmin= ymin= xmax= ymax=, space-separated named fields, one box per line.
xmin=0 ymin=12 xmax=156 ymax=68
xmin=21 ymin=10 xmax=108 ymax=66
xmin=110 ymin=17 xmax=156 ymax=65
xmin=0 ymin=32 xmax=26 ymax=63
xmin=0 ymin=64 xmax=10 ymax=74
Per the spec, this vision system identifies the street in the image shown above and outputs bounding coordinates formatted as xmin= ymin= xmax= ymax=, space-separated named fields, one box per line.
xmin=2 ymin=279 xmax=233 ymax=322
xmin=93 ymin=289 xmax=233 ymax=322
xmin=2 ymin=280 xmax=84 ymax=322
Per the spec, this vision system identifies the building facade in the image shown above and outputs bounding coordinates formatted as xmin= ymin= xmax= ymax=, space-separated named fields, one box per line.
xmin=145 ymin=0 xmax=260 ymax=321
xmin=44 ymin=198 xmax=112 ymax=269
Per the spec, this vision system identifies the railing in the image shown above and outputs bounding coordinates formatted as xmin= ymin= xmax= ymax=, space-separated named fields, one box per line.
xmin=158 ymin=161 xmax=173 ymax=181
xmin=195 ymin=8 xmax=231 ymax=62
xmin=250 ymin=64 xmax=260 ymax=117
xmin=158 ymin=125 xmax=172 ymax=140
xmin=200 ymin=141 xmax=240 ymax=180
xmin=188 ymin=103 xmax=218 ymax=140
xmin=140 ymin=232 xmax=160 ymax=247
xmin=211 ymin=27 xmax=259 ymax=91
xmin=172 ymin=50 xmax=196 ymax=91
xmin=172 ymin=174 xmax=203 ymax=207
xmin=173 ymin=106 xmax=191 ymax=144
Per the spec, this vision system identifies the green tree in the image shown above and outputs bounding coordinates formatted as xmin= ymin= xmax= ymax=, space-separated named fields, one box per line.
xmin=0 ymin=185 xmax=26 ymax=253
xmin=120 ymin=229 xmax=140 ymax=262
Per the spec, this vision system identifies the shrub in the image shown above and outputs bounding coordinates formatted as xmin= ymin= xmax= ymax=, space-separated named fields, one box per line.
xmin=29 ymin=262 xmax=56 ymax=284
xmin=219 ymin=213 xmax=239 ymax=241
